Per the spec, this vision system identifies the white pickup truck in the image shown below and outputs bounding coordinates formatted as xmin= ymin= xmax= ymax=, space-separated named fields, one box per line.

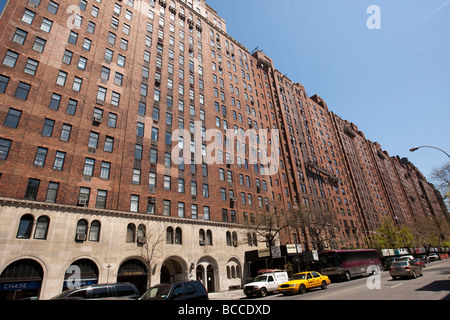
xmin=243 ymin=271 xmax=289 ymax=298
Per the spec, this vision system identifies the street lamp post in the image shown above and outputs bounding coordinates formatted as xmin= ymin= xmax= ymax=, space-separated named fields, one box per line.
xmin=409 ymin=146 xmax=450 ymax=159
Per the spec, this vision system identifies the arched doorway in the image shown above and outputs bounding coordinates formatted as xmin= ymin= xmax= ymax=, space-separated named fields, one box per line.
xmin=63 ymin=258 xmax=99 ymax=291
xmin=160 ymin=257 xmax=187 ymax=284
xmin=196 ymin=256 xmax=218 ymax=293
xmin=206 ymin=265 xmax=215 ymax=293
xmin=0 ymin=259 xmax=44 ymax=300
xmin=117 ymin=259 xmax=148 ymax=294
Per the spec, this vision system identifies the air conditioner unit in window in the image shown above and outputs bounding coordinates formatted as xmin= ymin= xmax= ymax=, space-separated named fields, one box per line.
xmin=137 ymin=237 xmax=146 ymax=244
xmin=78 ymin=199 xmax=88 ymax=206
xmin=76 ymin=233 xmax=87 ymax=241
xmin=92 ymin=116 xmax=102 ymax=124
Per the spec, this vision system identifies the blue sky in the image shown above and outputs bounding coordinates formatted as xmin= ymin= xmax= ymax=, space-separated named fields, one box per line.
xmin=1 ymin=1 xmax=449 ymax=181
xmin=206 ymin=0 xmax=450 ymax=181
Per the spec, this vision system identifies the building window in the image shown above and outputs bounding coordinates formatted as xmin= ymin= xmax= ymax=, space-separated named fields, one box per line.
xmin=16 ymin=214 xmax=34 ymax=239
xmin=15 ymin=82 xmax=31 ymax=100
xmin=34 ymin=216 xmax=50 ymax=240
xmin=45 ymin=182 xmax=59 ymax=203
xmin=83 ymin=158 xmax=95 ymax=176
xmin=163 ymin=200 xmax=171 ymax=216
xmin=166 ymin=227 xmax=174 ymax=244
xmin=34 ymin=147 xmax=48 ymax=167
xmin=3 ymin=50 xmax=19 ymax=68
xmin=204 ymin=206 xmax=210 ymax=221
xmin=177 ymin=202 xmax=184 ymax=218
xmin=127 ymin=224 xmax=136 ymax=243
xmin=130 ymin=195 xmax=139 ymax=212
xmin=13 ymin=28 xmax=28 ymax=45
xmin=32 ymin=37 xmax=46 ymax=52
xmin=24 ymin=58 xmax=39 ymax=76
xmin=0 ymin=138 xmax=12 ymax=160
xmin=78 ymin=187 xmax=90 ymax=206
xmin=59 ymin=124 xmax=71 ymax=142
xmin=22 ymin=9 xmax=35 ymax=25
xmin=89 ymin=220 xmax=101 ymax=242
xmin=0 ymin=75 xmax=10 ymax=93
xmin=53 ymin=151 xmax=66 ymax=171
xmin=24 ymin=178 xmax=40 ymax=200
xmin=100 ymin=161 xmax=111 ymax=179
xmin=75 ymin=219 xmax=88 ymax=241
xmin=4 ymin=108 xmax=22 ymax=128
xmin=56 ymin=70 xmax=67 ymax=86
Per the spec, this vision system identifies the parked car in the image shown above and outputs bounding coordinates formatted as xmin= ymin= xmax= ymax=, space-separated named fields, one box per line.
xmin=417 ymin=254 xmax=430 ymax=264
xmin=243 ymin=271 xmax=289 ymax=298
xmin=428 ymin=253 xmax=440 ymax=262
xmin=383 ymin=257 xmax=398 ymax=271
xmin=140 ymin=280 xmax=208 ymax=301
xmin=51 ymin=283 xmax=140 ymax=300
xmin=397 ymin=255 xmax=414 ymax=261
xmin=389 ymin=261 xmax=423 ymax=279
xmin=278 ymin=271 xmax=330 ymax=295
xmin=411 ymin=258 xmax=426 ymax=269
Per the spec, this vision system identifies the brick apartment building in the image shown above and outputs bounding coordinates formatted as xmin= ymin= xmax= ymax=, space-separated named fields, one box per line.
xmin=0 ymin=0 xmax=447 ymax=299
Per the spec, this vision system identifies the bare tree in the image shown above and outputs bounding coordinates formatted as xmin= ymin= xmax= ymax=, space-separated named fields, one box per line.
xmin=430 ymin=162 xmax=450 ymax=209
xmin=138 ymin=221 xmax=167 ymax=290
xmin=289 ymin=203 xmax=336 ymax=252
xmin=241 ymin=201 xmax=297 ymax=267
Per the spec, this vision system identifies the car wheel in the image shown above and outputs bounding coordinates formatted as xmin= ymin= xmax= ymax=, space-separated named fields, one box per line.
xmin=411 ymin=271 xmax=417 ymax=279
xmin=345 ymin=271 xmax=351 ymax=281
xmin=420 ymin=268 xmax=424 ymax=276
xmin=259 ymin=288 xmax=267 ymax=297
xmin=299 ymin=284 xmax=306 ymax=294
xmin=321 ymin=281 xmax=328 ymax=290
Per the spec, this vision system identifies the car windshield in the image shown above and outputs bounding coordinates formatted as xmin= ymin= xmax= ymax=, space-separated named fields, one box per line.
xmin=140 ymin=285 xmax=172 ymax=300
xmin=254 ymin=276 xmax=267 ymax=282
xmin=290 ymin=274 xmax=306 ymax=280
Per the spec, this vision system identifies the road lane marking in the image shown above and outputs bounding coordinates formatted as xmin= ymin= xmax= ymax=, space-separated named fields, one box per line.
xmin=391 ymin=283 xmax=404 ymax=288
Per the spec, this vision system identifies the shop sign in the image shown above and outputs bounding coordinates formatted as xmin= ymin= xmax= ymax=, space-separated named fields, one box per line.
xmin=0 ymin=281 xmax=41 ymax=291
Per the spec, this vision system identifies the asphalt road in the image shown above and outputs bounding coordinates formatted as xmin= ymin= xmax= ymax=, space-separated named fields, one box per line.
xmin=257 ymin=259 xmax=450 ymax=300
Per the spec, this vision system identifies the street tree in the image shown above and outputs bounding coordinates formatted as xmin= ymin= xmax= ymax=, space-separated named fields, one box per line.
xmin=138 ymin=221 xmax=166 ymax=290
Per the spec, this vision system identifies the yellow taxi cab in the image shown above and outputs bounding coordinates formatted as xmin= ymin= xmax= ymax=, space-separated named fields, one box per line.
xmin=278 ymin=271 xmax=330 ymax=295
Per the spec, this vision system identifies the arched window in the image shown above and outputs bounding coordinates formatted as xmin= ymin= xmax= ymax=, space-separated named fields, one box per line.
xmin=126 ymin=223 xmax=136 ymax=243
xmin=76 ymin=219 xmax=88 ymax=241
xmin=34 ymin=216 xmax=49 ymax=240
xmin=89 ymin=220 xmax=101 ymax=242
xmin=206 ymin=230 xmax=213 ymax=246
xmin=166 ymin=227 xmax=174 ymax=244
xmin=199 ymin=229 xmax=205 ymax=245
xmin=16 ymin=214 xmax=34 ymax=239
xmin=137 ymin=224 xmax=146 ymax=243
xmin=175 ymin=227 xmax=182 ymax=245
xmin=226 ymin=231 xmax=231 ymax=246
xmin=232 ymin=232 xmax=238 ymax=247
xmin=252 ymin=233 xmax=258 ymax=246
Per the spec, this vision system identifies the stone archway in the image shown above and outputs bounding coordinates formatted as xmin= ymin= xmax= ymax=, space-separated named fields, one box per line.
xmin=63 ymin=258 xmax=99 ymax=291
xmin=196 ymin=256 xmax=219 ymax=293
xmin=160 ymin=256 xmax=187 ymax=284
xmin=0 ymin=258 xmax=44 ymax=300
xmin=117 ymin=258 xmax=148 ymax=294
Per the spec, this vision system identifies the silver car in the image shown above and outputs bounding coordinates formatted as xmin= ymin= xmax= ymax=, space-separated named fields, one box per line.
xmin=389 ymin=261 xmax=423 ymax=279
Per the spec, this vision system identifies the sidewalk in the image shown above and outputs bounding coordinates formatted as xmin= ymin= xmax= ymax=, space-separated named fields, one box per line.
xmin=208 ymin=289 xmax=246 ymax=300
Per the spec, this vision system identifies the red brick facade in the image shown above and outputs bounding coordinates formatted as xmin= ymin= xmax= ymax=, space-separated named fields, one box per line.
xmin=0 ymin=0 xmax=447 ymax=253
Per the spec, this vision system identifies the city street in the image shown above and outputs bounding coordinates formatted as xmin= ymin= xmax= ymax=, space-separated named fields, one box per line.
xmin=254 ymin=260 xmax=450 ymax=300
